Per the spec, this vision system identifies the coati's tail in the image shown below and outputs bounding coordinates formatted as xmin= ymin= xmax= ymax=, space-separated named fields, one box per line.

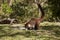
xmin=37 ymin=2 xmax=45 ymax=21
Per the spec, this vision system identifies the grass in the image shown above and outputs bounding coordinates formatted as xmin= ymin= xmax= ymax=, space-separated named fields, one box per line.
xmin=0 ymin=22 xmax=60 ymax=40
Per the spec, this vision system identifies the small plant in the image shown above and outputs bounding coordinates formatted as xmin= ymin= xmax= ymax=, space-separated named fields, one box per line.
xmin=1 ymin=3 xmax=13 ymax=18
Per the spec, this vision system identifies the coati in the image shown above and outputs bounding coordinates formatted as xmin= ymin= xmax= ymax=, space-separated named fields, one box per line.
xmin=25 ymin=0 xmax=45 ymax=30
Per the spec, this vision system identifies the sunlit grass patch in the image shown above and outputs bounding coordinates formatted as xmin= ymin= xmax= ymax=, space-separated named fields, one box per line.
xmin=0 ymin=22 xmax=60 ymax=40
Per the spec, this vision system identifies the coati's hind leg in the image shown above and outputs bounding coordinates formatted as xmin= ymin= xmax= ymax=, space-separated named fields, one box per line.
xmin=34 ymin=23 xmax=39 ymax=30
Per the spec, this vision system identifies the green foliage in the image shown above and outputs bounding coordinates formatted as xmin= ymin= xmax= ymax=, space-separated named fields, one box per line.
xmin=0 ymin=3 xmax=13 ymax=18
xmin=10 ymin=0 xmax=39 ymax=22
xmin=48 ymin=0 xmax=60 ymax=18
xmin=0 ymin=0 xmax=60 ymax=22
xmin=2 ymin=3 xmax=13 ymax=14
